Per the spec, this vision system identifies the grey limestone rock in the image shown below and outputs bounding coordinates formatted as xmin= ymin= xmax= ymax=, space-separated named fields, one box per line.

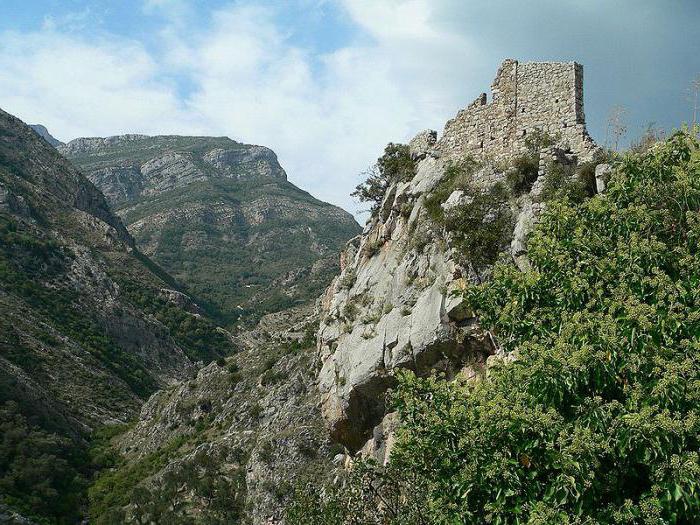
xmin=595 ymin=162 xmax=612 ymax=193
xmin=408 ymin=129 xmax=437 ymax=161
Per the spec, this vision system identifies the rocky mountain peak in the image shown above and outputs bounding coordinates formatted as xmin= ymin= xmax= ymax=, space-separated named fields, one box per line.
xmin=63 ymin=132 xmax=359 ymax=327
xmin=59 ymin=134 xmax=287 ymax=208
xmin=59 ymin=134 xmax=150 ymax=155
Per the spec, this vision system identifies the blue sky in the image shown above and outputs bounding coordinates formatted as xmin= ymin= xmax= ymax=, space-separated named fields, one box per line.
xmin=1 ymin=0 xmax=699 ymax=218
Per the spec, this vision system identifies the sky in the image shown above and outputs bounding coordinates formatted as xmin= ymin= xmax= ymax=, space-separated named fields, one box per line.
xmin=1 ymin=0 xmax=699 ymax=219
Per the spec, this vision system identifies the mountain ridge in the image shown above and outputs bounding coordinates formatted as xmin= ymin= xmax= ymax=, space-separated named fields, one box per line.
xmin=0 ymin=108 xmax=233 ymax=522
xmin=62 ymin=133 xmax=361 ymax=327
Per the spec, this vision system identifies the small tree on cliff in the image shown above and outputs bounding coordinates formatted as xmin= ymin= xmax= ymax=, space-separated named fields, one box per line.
xmin=352 ymin=143 xmax=415 ymax=215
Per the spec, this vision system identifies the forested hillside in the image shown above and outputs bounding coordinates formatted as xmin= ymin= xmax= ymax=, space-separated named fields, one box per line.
xmin=0 ymin=109 xmax=232 ymax=523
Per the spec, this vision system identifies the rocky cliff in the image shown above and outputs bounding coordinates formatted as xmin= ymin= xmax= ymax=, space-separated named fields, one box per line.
xmin=29 ymin=124 xmax=64 ymax=147
xmin=317 ymin=59 xmax=604 ymax=452
xmin=60 ymin=135 xmax=361 ymax=327
xmin=0 ymin=109 xmax=232 ymax=522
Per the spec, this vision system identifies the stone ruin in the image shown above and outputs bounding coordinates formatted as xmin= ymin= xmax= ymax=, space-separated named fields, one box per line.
xmin=318 ymin=59 xmax=602 ymax=455
xmin=436 ymin=59 xmax=597 ymax=162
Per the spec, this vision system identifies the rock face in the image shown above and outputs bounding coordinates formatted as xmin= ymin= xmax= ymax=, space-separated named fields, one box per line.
xmin=61 ymin=135 xmax=361 ymax=326
xmin=317 ymin=59 xmax=599 ymax=451
xmin=0 ymin=108 xmax=232 ymax=521
xmin=97 ymin=304 xmax=337 ymax=525
xmin=29 ymin=124 xmax=63 ymax=147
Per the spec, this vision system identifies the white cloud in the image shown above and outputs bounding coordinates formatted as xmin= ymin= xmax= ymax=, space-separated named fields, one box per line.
xmin=0 ymin=1 xmax=493 ymax=219
xmin=167 ymin=1 xmax=486 ymax=215
xmin=0 ymin=29 xmax=200 ymax=140
xmin=10 ymin=0 xmax=682 ymax=218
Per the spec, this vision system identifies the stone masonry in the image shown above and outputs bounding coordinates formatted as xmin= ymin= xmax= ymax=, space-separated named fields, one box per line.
xmin=437 ymin=59 xmax=596 ymax=162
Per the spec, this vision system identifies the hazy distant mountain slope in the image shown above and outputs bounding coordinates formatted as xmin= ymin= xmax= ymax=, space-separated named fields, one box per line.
xmin=0 ymin=109 xmax=232 ymax=522
xmin=61 ymin=135 xmax=361 ymax=326
xmin=29 ymin=124 xmax=63 ymax=147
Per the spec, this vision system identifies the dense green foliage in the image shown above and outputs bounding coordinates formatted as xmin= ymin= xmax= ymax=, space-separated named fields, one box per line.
xmin=425 ymin=159 xmax=513 ymax=275
xmin=290 ymin=132 xmax=700 ymax=524
xmin=0 ymin=402 xmax=88 ymax=524
xmin=539 ymin=158 xmax=597 ymax=203
xmin=352 ymin=143 xmax=416 ymax=214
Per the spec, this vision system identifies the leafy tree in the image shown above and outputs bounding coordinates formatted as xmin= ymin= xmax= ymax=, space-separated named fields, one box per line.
xmin=290 ymin=130 xmax=700 ymax=524
xmin=352 ymin=143 xmax=416 ymax=214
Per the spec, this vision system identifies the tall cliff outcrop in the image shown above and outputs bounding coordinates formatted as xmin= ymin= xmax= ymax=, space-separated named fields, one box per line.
xmin=60 ymin=135 xmax=361 ymax=327
xmin=317 ymin=60 xmax=601 ymax=451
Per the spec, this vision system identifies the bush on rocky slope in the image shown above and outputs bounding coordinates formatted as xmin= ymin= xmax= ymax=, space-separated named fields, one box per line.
xmin=352 ymin=143 xmax=416 ymax=215
xmin=290 ymin=130 xmax=700 ymax=524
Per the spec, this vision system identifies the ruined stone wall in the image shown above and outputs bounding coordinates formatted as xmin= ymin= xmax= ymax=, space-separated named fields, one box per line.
xmin=437 ymin=59 xmax=595 ymax=162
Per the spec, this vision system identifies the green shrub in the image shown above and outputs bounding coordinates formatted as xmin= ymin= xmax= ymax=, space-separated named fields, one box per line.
xmin=289 ymin=131 xmax=700 ymax=524
xmin=505 ymin=154 xmax=539 ymax=195
xmin=260 ymin=368 xmax=285 ymax=385
xmin=505 ymin=130 xmax=556 ymax=196
xmin=423 ymin=158 xmax=513 ymax=275
xmin=338 ymin=269 xmax=356 ymax=290
xmin=342 ymin=301 xmax=359 ymax=322
xmin=352 ymin=143 xmax=416 ymax=215
xmin=424 ymin=158 xmax=479 ymax=222
xmin=249 ymin=403 xmax=263 ymax=420
xmin=363 ymin=239 xmax=382 ymax=258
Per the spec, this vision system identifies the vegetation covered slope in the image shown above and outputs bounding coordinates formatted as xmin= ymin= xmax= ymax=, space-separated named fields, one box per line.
xmin=88 ymin=305 xmax=338 ymax=525
xmin=0 ymin=109 xmax=232 ymax=523
xmin=60 ymin=135 xmax=361 ymax=327
xmin=291 ymin=132 xmax=700 ymax=524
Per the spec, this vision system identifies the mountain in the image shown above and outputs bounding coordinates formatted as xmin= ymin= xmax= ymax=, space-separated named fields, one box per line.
xmin=29 ymin=124 xmax=63 ymax=147
xmin=60 ymin=135 xmax=361 ymax=327
xmin=88 ymin=304 xmax=338 ymax=524
xmin=0 ymin=108 xmax=232 ymax=522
